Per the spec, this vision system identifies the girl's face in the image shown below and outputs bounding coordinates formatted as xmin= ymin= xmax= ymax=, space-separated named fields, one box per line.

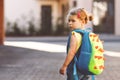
xmin=68 ymin=15 xmax=84 ymax=30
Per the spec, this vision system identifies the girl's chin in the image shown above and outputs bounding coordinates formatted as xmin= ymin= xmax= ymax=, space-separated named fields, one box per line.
xmin=69 ymin=26 xmax=73 ymax=29
xmin=70 ymin=28 xmax=75 ymax=31
xmin=70 ymin=27 xmax=73 ymax=30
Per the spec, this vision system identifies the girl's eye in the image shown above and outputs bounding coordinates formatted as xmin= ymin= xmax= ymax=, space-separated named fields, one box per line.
xmin=72 ymin=20 xmax=75 ymax=22
xmin=68 ymin=19 xmax=70 ymax=22
xmin=68 ymin=19 xmax=75 ymax=22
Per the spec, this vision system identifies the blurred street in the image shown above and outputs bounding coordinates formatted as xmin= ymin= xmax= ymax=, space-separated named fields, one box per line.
xmin=0 ymin=0 xmax=120 ymax=80
xmin=0 ymin=34 xmax=120 ymax=80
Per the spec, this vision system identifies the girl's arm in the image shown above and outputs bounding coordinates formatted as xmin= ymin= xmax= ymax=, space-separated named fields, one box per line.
xmin=59 ymin=33 xmax=78 ymax=75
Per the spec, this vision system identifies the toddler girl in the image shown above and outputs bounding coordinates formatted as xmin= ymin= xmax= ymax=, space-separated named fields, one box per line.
xmin=59 ymin=8 xmax=93 ymax=80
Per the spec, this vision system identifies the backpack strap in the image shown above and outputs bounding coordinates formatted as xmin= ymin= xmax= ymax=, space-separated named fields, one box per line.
xmin=73 ymin=29 xmax=83 ymax=75
xmin=92 ymin=75 xmax=95 ymax=80
xmin=73 ymin=29 xmax=84 ymax=35
xmin=73 ymin=57 xmax=77 ymax=75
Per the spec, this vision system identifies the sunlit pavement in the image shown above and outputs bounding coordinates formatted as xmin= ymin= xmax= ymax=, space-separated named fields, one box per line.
xmin=4 ymin=41 xmax=120 ymax=57
xmin=0 ymin=35 xmax=120 ymax=80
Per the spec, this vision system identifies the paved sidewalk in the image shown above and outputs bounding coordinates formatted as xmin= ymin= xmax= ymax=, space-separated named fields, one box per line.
xmin=0 ymin=45 xmax=120 ymax=80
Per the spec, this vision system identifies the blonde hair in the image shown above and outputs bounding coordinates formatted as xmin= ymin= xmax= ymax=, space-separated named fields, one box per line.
xmin=67 ymin=8 xmax=93 ymax=24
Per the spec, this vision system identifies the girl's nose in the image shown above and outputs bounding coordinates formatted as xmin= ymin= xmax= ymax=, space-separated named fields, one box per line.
xmin=68 ymin=21 xmax=72 ymax=25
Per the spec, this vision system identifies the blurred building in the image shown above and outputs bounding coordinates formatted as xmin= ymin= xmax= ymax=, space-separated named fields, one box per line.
xmin=71 ymin=0 xmax=120 ymax=35
xmin=36 ymin=0 xmax=69 ymax=35
xmin=4 ymin=0 xmax=69 ymax=36
xmin=0 ymin=0 xmax=120 ymax=44
xmin=0 ymin=0 xmax=119 ymax=38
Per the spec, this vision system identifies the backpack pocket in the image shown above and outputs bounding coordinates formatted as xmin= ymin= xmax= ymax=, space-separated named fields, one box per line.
xmin=76 ymin=51 xmax=91 ymax=75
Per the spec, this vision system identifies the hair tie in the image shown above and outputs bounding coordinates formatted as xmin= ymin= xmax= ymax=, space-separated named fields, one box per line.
xmin=77 ymin=12 xmax=80 ymax=18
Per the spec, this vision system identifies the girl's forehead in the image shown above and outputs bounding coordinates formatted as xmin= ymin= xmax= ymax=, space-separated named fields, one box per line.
xmin=69 ymin=15 xmax=77 ymax=19
xmin=68 ymin=15 xmax=79 ymax=20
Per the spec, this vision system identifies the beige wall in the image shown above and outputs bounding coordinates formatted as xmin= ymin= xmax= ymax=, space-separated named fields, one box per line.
xmin=115 ymin=0 xmax=120 ymax=35
xmin=69 ymin=0 xmax=93 ymax=12
xmin=77 ymin=0 xmax=93 ymax=12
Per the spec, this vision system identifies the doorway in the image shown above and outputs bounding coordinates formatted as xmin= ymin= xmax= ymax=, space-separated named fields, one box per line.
xmin=41 ymin=5 xmax=52 ymax=35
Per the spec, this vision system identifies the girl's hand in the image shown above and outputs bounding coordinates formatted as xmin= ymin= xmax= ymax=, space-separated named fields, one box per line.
xmin=59 ymin=66 xmax=67 ymax=75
